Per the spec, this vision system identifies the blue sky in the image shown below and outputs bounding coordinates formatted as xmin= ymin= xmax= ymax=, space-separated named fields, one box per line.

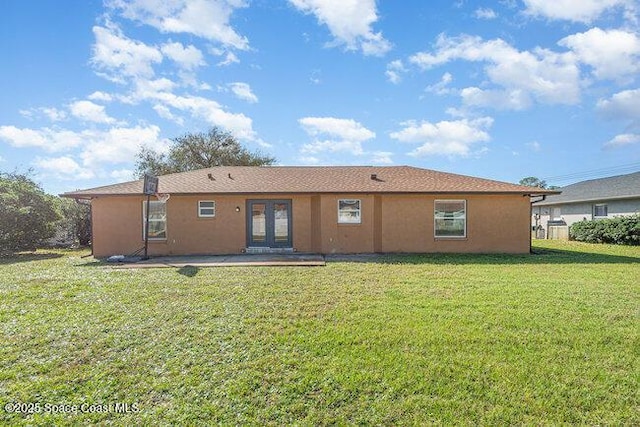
xmin=1 ymin=0 xmax=640 ymax=195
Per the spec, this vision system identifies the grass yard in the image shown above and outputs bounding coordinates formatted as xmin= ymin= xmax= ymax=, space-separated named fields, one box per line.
xmin=0 ymin=240 xmax=638 ymax=425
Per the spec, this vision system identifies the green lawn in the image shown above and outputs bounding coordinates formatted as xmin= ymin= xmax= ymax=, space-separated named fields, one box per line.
xmin=1 ymin=241 xmax=638 ymax=425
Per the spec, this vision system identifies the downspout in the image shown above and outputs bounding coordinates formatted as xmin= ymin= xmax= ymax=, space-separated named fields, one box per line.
xmin=529 ymin=195 xmax=547 ymax=254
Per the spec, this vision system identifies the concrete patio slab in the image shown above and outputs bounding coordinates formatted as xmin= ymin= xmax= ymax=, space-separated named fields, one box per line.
xmin=110 ymin=253 xmax=325 ymax=268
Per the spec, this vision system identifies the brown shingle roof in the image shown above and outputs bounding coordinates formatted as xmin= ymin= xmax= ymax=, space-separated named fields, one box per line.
xmin=61 ymin=166 xmax=558 ymax=198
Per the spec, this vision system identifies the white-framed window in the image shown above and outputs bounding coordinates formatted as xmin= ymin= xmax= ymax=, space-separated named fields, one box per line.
xmin=552 ymin=207 xmax=562 ymax=221
xmin=198 ymin=200 xmax=216 ymax=217
xmin=593 ymin=204 xmax=608 ymax=218
xmin=142 ymin=200 xmax=167 ymax=240
xmin=338 ymin=199 xmax=361 ymax=224
xmin=434 ymin=200 xmax=466 ymax=238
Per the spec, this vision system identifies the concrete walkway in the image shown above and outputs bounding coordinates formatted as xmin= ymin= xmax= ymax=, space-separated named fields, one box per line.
xmin=110 ymin=253 xmax=326 ymax=268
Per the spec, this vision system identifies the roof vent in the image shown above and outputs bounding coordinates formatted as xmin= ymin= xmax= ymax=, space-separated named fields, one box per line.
xmin=207 ymin=173 xmax=215 ymax=181
xmin=228 ymin=173 xmax=233 ymax=180
xmin=371 ymin=173 xmax=377 ymax=180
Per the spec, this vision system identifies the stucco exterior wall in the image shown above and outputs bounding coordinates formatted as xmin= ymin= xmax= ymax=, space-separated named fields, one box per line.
xmin=318 ymin=194 xmax=376 ymax=254
xmin=380 ymin=194 xmax=530 ymax=253
xmin=91 ymin=192 xmax=532 ymax=257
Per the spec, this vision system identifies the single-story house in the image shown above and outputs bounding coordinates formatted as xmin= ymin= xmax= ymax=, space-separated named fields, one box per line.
xmin=532 ymin=171 xmax=640 ymax=235
xmin=62 ymin=166 xmax=556 ymax=257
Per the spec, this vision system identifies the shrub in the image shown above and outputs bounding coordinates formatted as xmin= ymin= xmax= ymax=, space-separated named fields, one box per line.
xmin=570 ymin=214 xmax=640 ymax=245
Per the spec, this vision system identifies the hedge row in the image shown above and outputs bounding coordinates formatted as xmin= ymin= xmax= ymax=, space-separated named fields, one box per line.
xmin=569 ymin=214 xmax=640 ymax=245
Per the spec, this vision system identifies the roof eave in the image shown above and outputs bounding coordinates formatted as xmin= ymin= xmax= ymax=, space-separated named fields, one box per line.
xmin=535 ymin=194 xmax=640 ymax=206
xmin=60 ymin=189 xmax=554 ymax=198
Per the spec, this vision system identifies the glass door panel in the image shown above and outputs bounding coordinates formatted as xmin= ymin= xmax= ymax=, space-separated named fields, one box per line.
xmin=247 ymin=200 xmax=292 ymax=247
xmin=251 ymin=203 xmax=266 ymax=243
xmin=273 ymin=203 xmax=289 ymax=244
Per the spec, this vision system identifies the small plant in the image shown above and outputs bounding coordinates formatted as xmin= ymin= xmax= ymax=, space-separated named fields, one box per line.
xmin=570 ymin=214 xmax=640 ymax=245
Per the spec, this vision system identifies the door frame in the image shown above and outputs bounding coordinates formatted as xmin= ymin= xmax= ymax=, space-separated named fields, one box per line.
xmin=246 ymin=199 xmax=293 ymax=248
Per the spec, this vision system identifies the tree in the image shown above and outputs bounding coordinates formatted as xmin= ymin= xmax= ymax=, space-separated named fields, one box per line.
xmin=52 ymin=198 xmax=91 ymax=247
xmin=135 ymin=127 xmax=276 ymax=177
xmin=0 ymin=172 xmax=60 ymax=254
xmin=519 ymin=176 xmax=547 ymax=189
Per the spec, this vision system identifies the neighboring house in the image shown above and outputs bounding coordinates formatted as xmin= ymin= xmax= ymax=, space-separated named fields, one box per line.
xmin=61 ymin=166 xmax=554 ymax=257
xmin=532 ymin=171 xmax=640 ymax=236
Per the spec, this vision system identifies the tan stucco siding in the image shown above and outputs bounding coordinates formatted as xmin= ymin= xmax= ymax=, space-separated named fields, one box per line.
xmin=378 ymin=194 xmax=529 ymax=253
xmin=91 ymin=196 xmax=145 ymax=257
xmin=91 ymin=192 xmax=531 ymax=257
xmin=462 ymin=194 xmax=530 ymax=253
xmin=91 ymin=194 xmax=316 ymax=257
xmin=318 ymin=194 xmax=375 ymax=254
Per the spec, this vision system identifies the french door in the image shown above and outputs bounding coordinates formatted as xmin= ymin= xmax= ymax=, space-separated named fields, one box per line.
xmin=246 ymin=200 xmax=292 ymax=247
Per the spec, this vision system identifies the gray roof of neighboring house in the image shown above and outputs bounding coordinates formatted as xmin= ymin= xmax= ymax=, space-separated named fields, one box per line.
xmin=536 ymin=171 xmax=640 ymax=206
xmin=61 ymin=165 xmax=558 ymax=198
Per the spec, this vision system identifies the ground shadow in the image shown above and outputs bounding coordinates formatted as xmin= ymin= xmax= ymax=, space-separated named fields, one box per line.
xmin=326 ymin=247 xmax=640 ymax=265
xmin=0 ymin=252 xmax=64 ymax=265
xmin=177 ymin=265 xmax=200 ymax=277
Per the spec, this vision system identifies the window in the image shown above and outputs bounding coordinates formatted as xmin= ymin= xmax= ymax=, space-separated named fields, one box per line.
xmin=552 ymin=207 xmax=562 ymax=220
xmin=338 ymin=199 xmax=361 ymax=224
xmin=594 ymin=204 xmax=608 ymax=218
xmin=142 ymin=201 xmax=167 ymax=240
xmin=198 ymin=200 xmax=216 ymax=217
xmin=434 ymin=200 xmax=466 ymax=238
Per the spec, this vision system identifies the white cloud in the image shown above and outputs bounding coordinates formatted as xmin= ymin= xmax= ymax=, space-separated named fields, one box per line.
xmin=91 ymin=24 xmax=163 ymax=82
xmin=161 ymin=41 xmax=206 ymax=70
xmin=69 ymin=100 xmax=117 ymax=124
xmin=409 ymin=34 xmax=581 ymax=108
xmin=110 ymin=168 xmax=135 ymax=181
xmin=370 ymin=151 xmax=393 ymax=164
xmin=522 ymin=0 xmax=633 ymax=23
xmin=560 ymin=28 xmax=640 ymax=82
xmin=41 ymin=107 xmax=68 ymax=122
xmin=0 ymin=125 xmax=170 ymax=167
xmin=122 ymin=76 xmax=258 ymax=140
xmin=425 ymin=72 xmax=454 ymax=95
xmin=604 ymin=133 xmax=640 ymax=148
xmin=228 ymin=82 xmax=258 ymax=103
xmin=385 ymin=60 xmax=406 ymax=84
xmin=79 ymin=125 xmax=170 ymax=167
xmin=389 ymin=117 xmax=494 ymax=157
xmin=88 ymin=91 xmax=114 ymax=102
xmin=475 ymin=8 xmax=497 ymax=19
xmin=0 ymin=126 xmax=84 ymax=152
xmin=299 ymin=116 xmax=375 ymax=155
xmin=597 ymin=89 xmax=640 ymax=148
xmin=20 ymin=107 xmax=68 ymax=122
xmin=152 ymin=104 xmax=185 ymax=125
xmin=107 ymin=0 xmax=249 ymax=49
xmin=155 ymin=92 xmax=257 ymax=140
xmin=596 ymin=88 xmax=640 ymax=121
xmin=33 ymin=156 xmax=95 ymax=180
xmin=214 ymin=50 xmax=240 ymax=66
xmin=289 ymin=0 xmax=391 ymax=56
xmin=460 ymin=87 xmax=532 ymax=110
xmin=133 ymin=77 xmax=178 ymax=98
